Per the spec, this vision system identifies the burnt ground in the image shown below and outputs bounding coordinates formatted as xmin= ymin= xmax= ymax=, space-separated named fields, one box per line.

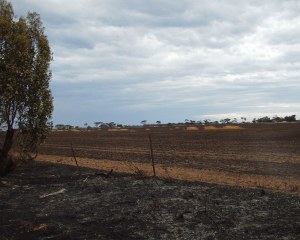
xmin=1 ymin=161 xmax=300 ymax=240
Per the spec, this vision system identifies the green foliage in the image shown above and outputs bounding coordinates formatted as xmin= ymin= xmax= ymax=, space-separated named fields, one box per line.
xmin=0 ymin=0 xmax=53 ymax=155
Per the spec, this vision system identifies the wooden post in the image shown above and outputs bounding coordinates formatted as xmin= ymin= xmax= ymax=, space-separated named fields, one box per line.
xmin=70 ymin=142 xmax=79 ymax=168
xmin=148 ymin=134 xmax=156 ymax=177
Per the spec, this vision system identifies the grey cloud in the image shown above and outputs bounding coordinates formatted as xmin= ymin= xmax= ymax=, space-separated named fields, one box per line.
xmin=10 ymin=0 xmax=300 ymax=125
xmin=50 ymin=33 xmax=95 ymax=50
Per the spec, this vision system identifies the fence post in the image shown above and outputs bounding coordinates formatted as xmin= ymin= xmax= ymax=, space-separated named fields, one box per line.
xmin=70 ymin=142 xmax=79 ymax=168
xmin=148 ymin=134 xmax=156 ymax=177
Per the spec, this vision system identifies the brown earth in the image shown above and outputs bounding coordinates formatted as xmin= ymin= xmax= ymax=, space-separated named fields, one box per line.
xmin=37 ymin=123 xmax=300 ymax=193
xmin=1 ymin=123 xmax=300 ymax=239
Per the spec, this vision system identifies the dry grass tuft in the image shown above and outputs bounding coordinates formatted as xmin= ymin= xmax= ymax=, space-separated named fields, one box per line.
xmin=36 ymin=154 xmax=300 ymax=194
xmin=204 ymin=126 xmax=218 ymax=130
xmin=107 ymin=128 xmax=129 ymax=132
xmin=107 ymin=129 xmax=119 ymax=132
xmin=186 ymin=126 xmax=199 ymax=131
xmin=222 ymin=125 xmax=244 ymax=130
xmin=204 ymin=125 xmax=244 ymax=131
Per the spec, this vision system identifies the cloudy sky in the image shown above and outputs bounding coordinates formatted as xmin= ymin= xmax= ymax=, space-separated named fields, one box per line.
xmin=12 ymin=0 xmax=300 ymax=125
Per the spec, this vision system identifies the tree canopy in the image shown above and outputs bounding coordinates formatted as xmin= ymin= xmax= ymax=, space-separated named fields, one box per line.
xmin=0 ymin=0 xmax=53 ymax=174
xmin=253 ymin=115 xmax=297 ymax=123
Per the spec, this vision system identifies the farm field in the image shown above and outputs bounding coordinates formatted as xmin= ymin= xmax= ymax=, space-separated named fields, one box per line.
xmin=37 ymin=123 xmax=300 ymax=193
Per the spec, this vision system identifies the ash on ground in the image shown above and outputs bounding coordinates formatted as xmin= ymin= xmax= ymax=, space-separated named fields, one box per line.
xmin=1 ymin=161 xmax=300 ymax=240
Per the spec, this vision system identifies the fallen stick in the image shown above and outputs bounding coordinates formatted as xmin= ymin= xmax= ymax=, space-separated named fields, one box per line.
xmin=40 ymin=188 xmax=66 ymax=198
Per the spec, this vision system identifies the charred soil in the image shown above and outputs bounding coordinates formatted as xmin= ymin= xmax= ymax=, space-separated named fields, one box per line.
xmin=1 ymin=161 xmax=300 ymax=240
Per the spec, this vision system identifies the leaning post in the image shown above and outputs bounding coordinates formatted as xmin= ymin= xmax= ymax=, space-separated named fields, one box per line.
xmin=148 ymin=134 xmax=156 ymax=177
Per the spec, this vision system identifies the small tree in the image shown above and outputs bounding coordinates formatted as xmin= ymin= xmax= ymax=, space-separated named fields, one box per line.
xmin=284 ymin=115 xmax=296 ymax=122
xmin=108 ymin=122 xmax=116 ymax=128
xmin=190 ymin=120 xmax=196 ymax=125
xmin=0 ymin=0 xmax=53 ymax=175
xmin=203 ymin=119 xmax=211 ymax=125
xmin=55 ymin=124 xmax=65 ymax=130
xmin=255 ymin=116 xmax=272 ymax=123
xmin=94 ymin=121 xmax=103 ymax=128
xmin=272 ymin=115 xmax=283 ymax=122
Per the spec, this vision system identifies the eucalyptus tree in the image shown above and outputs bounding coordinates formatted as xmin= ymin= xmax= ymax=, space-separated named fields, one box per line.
xmin=0 ymin=0 xmax=53 ymax=175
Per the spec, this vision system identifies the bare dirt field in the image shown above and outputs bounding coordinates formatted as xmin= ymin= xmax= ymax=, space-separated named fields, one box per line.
xmin=38 ymin=123 xmax=300 ymax=193
xmin=1 ymin=123 xmax=300 ymax=239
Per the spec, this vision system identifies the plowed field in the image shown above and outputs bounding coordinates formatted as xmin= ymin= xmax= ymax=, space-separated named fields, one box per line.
xmin=36 ymin=123 xmax=300 ymax=193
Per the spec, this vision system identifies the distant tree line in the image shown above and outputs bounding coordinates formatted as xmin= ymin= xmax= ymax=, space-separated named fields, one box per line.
xmin=252 ymin=115 xmax=297 ymax=123
xmin=50 ymin=114 xmax=298 ymax=130
xmin=94 ymin=122 xmax=123 ymax=129
xmin=53 ymin=122 xmax=124 ymax=130
xmin=54 ymin=124 xmax=78 ymax=130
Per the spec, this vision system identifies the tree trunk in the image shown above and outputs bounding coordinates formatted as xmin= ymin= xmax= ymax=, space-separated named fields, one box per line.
xmin=0 ymin=129 xmax=15 ymax=176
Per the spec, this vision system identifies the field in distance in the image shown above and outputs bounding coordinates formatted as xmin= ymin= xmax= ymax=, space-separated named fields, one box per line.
xmin=35 ymin=123 xmax=300 ymax=193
